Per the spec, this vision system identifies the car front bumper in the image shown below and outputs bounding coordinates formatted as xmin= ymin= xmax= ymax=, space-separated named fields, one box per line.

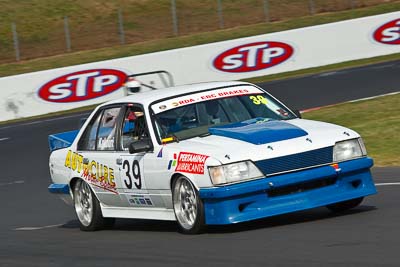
xmin=199 ymin=157 xmax=376 ymax=225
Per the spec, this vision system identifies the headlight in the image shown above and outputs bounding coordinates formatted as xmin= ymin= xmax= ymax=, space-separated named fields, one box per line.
xmin=333 ymin=138 xmax=366 ymax=162
xmin=208 ymin=161 xmax=263 ymax=185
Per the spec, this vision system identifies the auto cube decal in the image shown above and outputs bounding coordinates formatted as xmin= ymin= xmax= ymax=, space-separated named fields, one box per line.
xmin=64 ymin=150 xmax=117 ymax=193
xmin=38 ymin=69 xmax=127 ymax=103
xmin=373 ymin=18 xmax=400 ymax=45
xmin=213 ymin=41 xmax=294 ymax=73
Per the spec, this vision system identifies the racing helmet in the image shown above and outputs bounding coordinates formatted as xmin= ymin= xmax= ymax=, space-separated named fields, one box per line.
xmin=124 ymin=77 xmax=142 ymax=95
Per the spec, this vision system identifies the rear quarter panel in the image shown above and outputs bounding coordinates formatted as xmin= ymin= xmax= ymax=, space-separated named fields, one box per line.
xmin=49 ymin=148 xmax=72 ymax=186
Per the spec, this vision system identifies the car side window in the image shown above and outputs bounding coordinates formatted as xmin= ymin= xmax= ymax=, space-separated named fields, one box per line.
xmin=97 ymin=107 xmax=121 ymax=151
xmin=78 ymin=112 xmax=101 ymax=151
xmin=78 ymin=106 xmax=122 ymax=151
xmin=120 ymin=106 xmax=149 ymax=150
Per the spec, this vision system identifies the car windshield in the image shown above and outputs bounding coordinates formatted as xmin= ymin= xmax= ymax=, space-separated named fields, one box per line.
xmin=151 ymin=86 xmax=296 ymax=142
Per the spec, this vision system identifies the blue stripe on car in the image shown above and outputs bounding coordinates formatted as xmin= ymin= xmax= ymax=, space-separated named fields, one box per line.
xmin=48 ymin=184 xmax=70 ymax=194
xmin=208 ymin=119 xmax=307 ymax=145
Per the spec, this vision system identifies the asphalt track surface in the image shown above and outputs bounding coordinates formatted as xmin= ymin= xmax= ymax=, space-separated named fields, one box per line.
xmin=1 ymin=60 xmax=399 ymax=266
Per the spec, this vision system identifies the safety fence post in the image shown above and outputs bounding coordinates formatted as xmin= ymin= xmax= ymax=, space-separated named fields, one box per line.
xmin=308 ymin=0 xmax=315 ymax=15
xmin=171 ymin=0 xmax=179 ymax=36
xmin=263 ymin=0 xmax=270 ymax=22
xmin=217 ymin=0 xmax=224 ymax=29
xmin=118 ymin=8 xmax=126 ymax=44
xmin=11 ymin=22 xmax=20 ymax=61
xmin=64 ymin=16 xmax=72 ymax=52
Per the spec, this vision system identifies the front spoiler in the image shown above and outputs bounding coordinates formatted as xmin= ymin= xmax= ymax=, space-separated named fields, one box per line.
xmin=199 ymin=157 xmax=377 ymax=225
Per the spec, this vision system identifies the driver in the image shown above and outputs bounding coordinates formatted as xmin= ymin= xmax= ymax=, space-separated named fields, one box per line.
xmin=123 ymin=77 xmax=142 ymax=95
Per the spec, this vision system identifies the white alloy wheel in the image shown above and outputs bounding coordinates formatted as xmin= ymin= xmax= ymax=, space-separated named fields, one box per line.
xmin=74 ymin=180 xmax=94 ymax=227
xmin=172 ymin=176 xmax=205 ymax=234
xmin=73 ymin=179 xmax=115 ymax=231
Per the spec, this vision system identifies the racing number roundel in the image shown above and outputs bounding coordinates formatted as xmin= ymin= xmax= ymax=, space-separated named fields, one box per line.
xmin=213 ymin=41 xmax=294 ymax=73
xmin=38 ymin=69 xmax=127 ymax=103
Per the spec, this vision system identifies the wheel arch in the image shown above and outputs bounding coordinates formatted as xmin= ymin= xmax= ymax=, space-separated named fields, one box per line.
xmin=170 ymin=172 xmax=199 ymax=191
xmin=69 ymin=177 xmax=101 ymax=202
xmin=170 ymin=173 xmax=182 ymax=191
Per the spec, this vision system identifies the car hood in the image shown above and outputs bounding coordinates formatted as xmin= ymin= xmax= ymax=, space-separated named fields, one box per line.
xmin=166 ymin=118 xmax=360 ymax=164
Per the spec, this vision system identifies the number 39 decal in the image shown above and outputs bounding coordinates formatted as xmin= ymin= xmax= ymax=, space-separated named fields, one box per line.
xmin=250 ymin=95 xmax=267 ymax=105
xmin=122 ymin=160 xmax=142 ymax=189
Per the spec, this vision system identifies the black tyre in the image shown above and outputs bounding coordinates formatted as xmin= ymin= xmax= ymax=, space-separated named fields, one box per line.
xmin=73 ymin=179 xmax=115 ymax=231
xmin=326 ymin=197 xmax=364 ymax=213
xmin=172 ymin=176 xmax=205 ymax=234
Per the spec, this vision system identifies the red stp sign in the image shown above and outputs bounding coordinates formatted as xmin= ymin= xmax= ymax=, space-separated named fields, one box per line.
xmin=38 ymin=69 xmax=127 ymax=103
xmin=373 ymin=19 xmax=400 ymax=45
xmin=213 ymin=41 xmax=294 ymax=73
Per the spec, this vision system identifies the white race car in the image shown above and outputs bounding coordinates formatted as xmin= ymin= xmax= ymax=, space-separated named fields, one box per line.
xmin=48 ymin=81 xmax=377 ymax=234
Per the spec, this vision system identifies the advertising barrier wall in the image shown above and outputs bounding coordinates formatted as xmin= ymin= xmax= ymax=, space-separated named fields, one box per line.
xmin=1 ymin=11 xmax=399 ymax=122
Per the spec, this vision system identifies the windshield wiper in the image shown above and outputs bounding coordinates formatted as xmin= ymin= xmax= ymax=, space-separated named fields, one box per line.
xmin=198 ymin=132 xmax=211 ymax=138
xmin=171 ymin=133 xmax=180 ymax=142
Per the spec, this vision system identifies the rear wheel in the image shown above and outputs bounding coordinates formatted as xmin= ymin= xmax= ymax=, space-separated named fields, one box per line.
xmin=172 ymin=176 xmax=205 ymax=234
xmin=73 ymin=179 xmax=115 ymax=231
xmin=326 ymin=197 xmax=364 ymax=213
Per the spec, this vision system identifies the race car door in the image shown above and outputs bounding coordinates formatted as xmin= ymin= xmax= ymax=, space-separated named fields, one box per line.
xmin=76 ymin=105 xmax=125 ymax=207
xmin=117 ymin=105 xmax=159 ymax=209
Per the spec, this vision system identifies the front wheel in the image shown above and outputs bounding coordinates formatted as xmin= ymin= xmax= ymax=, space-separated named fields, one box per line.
xmin=172 ymin=176 xmax=205 ymax=234
xmin=73 ymin=179 xmax=115 ymax=231
xmin=326 ymin=197 xmax=364 ymax=213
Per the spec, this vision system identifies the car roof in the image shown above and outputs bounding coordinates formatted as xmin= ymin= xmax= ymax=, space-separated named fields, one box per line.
xmin=102 ymin=81 xmax=253 ymax=108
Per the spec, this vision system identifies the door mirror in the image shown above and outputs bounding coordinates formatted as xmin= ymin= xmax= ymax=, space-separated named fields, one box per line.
xmin=293 ymin=110 xmax=302 ymax=119
xmin=129 ymin=138 xmax=153 ymax=154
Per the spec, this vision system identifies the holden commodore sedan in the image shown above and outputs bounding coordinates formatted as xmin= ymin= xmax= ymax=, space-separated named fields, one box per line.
xmin=48 ymin=81 xmax=377 ymax=234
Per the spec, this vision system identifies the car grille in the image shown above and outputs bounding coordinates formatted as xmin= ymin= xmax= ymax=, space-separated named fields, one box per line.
xmin=254 ymin=146 xmax=334 ymax=176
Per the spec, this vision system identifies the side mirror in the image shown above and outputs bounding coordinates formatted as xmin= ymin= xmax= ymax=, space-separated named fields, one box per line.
xmin=293 ymin=110 xmax=302 ymax=119
xmin=129 ymin=138 xmax=153 ymax=154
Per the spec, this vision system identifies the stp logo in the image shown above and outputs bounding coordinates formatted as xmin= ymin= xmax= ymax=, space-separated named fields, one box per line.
xmin=38 ymin=69 xmax=127 ymax=103
xmin=213 ymin=41 xmax=294 ymax=73
xmin=373 ymin=19 xmax=400 ymax=45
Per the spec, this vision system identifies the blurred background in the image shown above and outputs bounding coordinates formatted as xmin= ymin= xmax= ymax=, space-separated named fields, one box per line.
xmin=0 ymin=0 xmax=397 ymax=63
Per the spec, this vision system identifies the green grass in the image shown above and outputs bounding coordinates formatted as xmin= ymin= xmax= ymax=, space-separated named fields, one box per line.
xmin=1 ymin=0 xmax=398 ymax=64
xmin=303 ymin=93 xmax=400 ymax=167
xmin=1 ymin=1 xmax=400 ymax=77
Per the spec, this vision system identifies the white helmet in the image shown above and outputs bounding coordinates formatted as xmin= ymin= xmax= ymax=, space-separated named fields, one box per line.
xmin=124 ymin=78 xmax=142 ymax=95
